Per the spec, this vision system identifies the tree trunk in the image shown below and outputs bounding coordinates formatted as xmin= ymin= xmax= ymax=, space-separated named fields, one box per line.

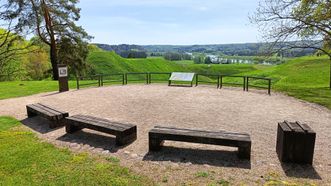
xmin=41 ymin=0 xmax=58 ymax=80
xmin=50 ymin=44 xmax=58 ymax=80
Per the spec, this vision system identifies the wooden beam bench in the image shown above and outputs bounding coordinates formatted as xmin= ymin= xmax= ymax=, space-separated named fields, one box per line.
xmin=149 ymin=126 xmax=252 ymax=159
xmin=65 ymin=115 xmax=137 ymax=146
xmin=26 ymin=103 xmax=69 ymax=129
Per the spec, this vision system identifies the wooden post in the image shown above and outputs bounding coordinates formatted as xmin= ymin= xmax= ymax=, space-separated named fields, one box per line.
xmin=268 ymin=79 xmax=271 ymax=95
xmin=98 ymin=75 xmax=101 ymax=87
xmin=217 ymin=75 xmax=220 ymax=89
xmin=243 ymin=76 xmax=246 ymax=91
xmin=122 ymin=74 xmax=125 ymax=85
xmin=246 ymin=77 xmax=249 ymax=92
xmin=125 ymin=73 xmax=128 ymax=85
xmin=220 ymin=76 xmax=223 ymax=89
xmin=76 ymin=76 xmax=80 ymax=90
xmin=148 ymin=73 xmax=151 ymax=84
xmin=196 ymin=74 xmax=199 ymax=86
xmin=146 ymin=73 xmax=149 ymax=84
xmin=101 ymin=75 xmax=104 ymax=86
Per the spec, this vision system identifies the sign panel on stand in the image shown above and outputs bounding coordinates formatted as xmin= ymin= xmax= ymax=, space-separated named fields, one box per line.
xmin=168 ymin=72 xmax=195 ymax=87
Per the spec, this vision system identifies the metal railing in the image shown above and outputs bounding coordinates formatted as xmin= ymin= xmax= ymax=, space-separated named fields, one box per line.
xmin=125 ymin=72 xmax=149 ymax=84
xmin=246 ymin=76 xmax=272 ymax=95
xmin=101 ymin=74 xmax=125 ymax=86
xmin=75 ymin=72 xmax=272 ymax=95
xmin=76 ymin=74 xmax=102 ymax=89
xmin=196 ymin=74 xmax=220 ymax=88
xmin=220 ymin=75 xmax=247 ymax=91
xmin=148 ymin=72 xmax=171 ymax=84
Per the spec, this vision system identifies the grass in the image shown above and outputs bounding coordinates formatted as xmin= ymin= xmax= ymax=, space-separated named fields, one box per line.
xmin=240 ymin=56 xmax=331 ymax=108
xmin=87 ymin=51 xmax=184 ymax=74
xmin=195 ymin=171 xmax=209 ymax=178
xmin=0 ymin=116 xmax=152 ymax=185
xmin=0 ymin=80 xmax=103 ymax=100
xmin=0 ymin=81 xmax=70 ymax=100
xmin=172 ymin=60 xmax=195 ymax=65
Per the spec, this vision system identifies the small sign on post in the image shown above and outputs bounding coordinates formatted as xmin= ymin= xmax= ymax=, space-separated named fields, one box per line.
xmin=58 ymin=64 xmax=69 ymax=92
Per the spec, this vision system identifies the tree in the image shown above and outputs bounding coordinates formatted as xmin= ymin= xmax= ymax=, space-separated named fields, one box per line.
xmin=164 ymin=52 xmax=182 ymax=61
xmin=0 ymin=0 xmax=91 ymax=80
xmin=204 ymin=57 xmax=212 ymax=64
xmin=0 ymin=25 xmax=32 ymax=80
xmin=251 ymin=0 xmax=331 ymax=89
xmin=24 ymin=46 xmax=50 ymax=80
xmin=57 ymin=37 xmax=89 ymax=77
xmin=193 ymin=55 xmax=204 ymax=64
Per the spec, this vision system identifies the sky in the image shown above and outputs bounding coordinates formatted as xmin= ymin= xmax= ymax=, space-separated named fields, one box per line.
xmin=78 ymin=0 xmax=261 ymax=45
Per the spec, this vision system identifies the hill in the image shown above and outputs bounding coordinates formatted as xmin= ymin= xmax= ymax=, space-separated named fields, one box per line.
xmin=86 ymin=49 xmax=261 ymax=75
xmin=241 ymin=56 xmax=331 ymax=108
xmin=87 ymin=51 xmax=183 ymax=74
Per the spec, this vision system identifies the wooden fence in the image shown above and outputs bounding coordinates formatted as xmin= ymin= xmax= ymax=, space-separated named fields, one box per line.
xmin=76 ymin=73 xmax=272 ymax=95
xmin=246 ymin=76 xmax=272 ymax=95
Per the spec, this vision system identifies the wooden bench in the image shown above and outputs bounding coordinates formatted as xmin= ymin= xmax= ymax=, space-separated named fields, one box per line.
xmin=149 ymin=126 xmax=252 ymax=159
xmin=26 ymin=103 xmax=69 ymax=129
xmin=65 ymin=115 xmax=137 ymax=146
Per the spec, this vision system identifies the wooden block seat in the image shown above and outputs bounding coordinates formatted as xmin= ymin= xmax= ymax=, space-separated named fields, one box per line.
xmin=65 ymin=115 xmax=137 ymax=146
xmin=26 ymin=103 xmax=69 ymax=128
xmin=276 ymin=121 xmax=316 ymax=164
xmin=149 ymin=126 xmax=252 ymax=159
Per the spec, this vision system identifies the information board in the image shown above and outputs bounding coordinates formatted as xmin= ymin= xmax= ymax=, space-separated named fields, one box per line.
xmin=169 ymin=72 xmax=195 ymax=82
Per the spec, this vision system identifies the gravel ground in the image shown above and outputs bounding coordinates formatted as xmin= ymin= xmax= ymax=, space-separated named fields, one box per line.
xmin=0 ymin=84 xmax=330 ymax=185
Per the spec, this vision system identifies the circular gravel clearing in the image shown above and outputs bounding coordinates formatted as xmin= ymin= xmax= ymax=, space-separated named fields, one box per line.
xmin=0 ymin=84 xmax=330 ymax=185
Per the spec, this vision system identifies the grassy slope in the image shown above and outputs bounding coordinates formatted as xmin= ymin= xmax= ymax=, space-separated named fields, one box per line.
xmin=87 ymin=51 xmax=184 ymax=74
xmin=241 ymin=56 xmax=331 ymax=108
xmin=0 ymin=116 xmax=152 ymax=185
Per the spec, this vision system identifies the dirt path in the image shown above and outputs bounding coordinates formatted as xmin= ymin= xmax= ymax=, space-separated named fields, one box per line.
xmin=0 ymin=85 xmax=330 ymax=185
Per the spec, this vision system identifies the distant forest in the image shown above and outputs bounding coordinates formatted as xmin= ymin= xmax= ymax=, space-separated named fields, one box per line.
xmin=96 ymin=42 xmax=318 ymax=58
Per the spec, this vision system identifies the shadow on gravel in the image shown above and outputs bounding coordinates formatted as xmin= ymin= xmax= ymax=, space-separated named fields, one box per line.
xmin=21 ymin=116 xmax=60 ymax=134
xmin=143 ymin=146 xmax=251 ymax=169
xmin=281 ymin=162 xmax=322 ymax=180
xmin=41 ymin=92 xmax=63 ymax=97
xmin=56 ymin=130 xmax=126 ymax=153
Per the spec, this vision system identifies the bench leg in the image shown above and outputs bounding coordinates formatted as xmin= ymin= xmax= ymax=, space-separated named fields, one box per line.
xmin=27 ymin=109 xmax=37 ymax=118
xmin=238 ymin=145 xmax=251 ymax=160
xmin=49 ymin=121 xmax=59 ymax=129
xmin=149 ymin=137 xmax=164 ymax=151
xmin=66 ymin=124 xmax=83 ymax=134
xmin=116 ymin=132 xmax=137 ymax=146
xmin=49 ymin=119 xmax=66 ymax=129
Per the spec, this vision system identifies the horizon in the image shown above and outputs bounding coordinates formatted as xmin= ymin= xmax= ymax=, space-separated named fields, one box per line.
xmin=78 ymin=0 xmax=261 ymax=45
xmin=93 ymin=41 xmax=265 ymax=46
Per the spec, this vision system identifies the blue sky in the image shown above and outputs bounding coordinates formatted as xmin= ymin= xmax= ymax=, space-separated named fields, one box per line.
xmin=78 ymin=0 xmax=261 ymax=45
